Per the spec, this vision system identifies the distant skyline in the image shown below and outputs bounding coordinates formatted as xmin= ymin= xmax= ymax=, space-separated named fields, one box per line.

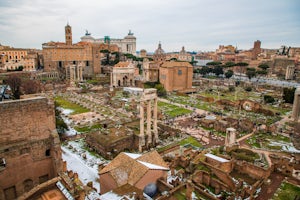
xmin=0 ymin=0 xmax=299 ymax=52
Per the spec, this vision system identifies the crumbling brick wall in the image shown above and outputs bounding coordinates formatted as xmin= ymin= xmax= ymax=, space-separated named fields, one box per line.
xmin=0 ymin=97 xmax=63 ymax=200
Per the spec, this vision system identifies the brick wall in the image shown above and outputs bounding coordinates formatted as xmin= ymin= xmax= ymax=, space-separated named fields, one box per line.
xmin=0 ymin=97 xmax=62 ymax=200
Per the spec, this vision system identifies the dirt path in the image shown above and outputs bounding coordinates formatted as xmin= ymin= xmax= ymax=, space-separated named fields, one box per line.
xmin=237 ymin=131 xmax=254 ymax=143
xmin=256 ymin=172 xmax=285 ymax=200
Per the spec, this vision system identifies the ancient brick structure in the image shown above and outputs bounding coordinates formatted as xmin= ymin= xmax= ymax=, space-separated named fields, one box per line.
xmin=252 ymin=40 xmax=261 ymax=60
xmin=99 ymin=151 xmax=169 ymax=195
xmin=292 ymin=87 xmax=300 ymax=121
xmin=142 ymin=59 xmax=160 ymax=82
xmin=42 ymin=24 xmax=121 ymax=78
xmin=159 ymin=61 xmax=194 ymax=92
xmin=0 ymin=97 xmax=63 ymax=200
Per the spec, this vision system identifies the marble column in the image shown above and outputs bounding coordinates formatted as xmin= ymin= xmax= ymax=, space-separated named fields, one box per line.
xmin=110 ymin=72 xmax=113 ymax=91
xmin=153 ymin=98 xmax=158 ymax=143
xmin=139 ymin=102 xmax=145 ymax=152
xmin=147 ymin=100 xmax=152 ymax=145
xmin=76 ymin=65 xmax=80 ymax=81
xmin=79 ymin=65 xmax=83 ymax=81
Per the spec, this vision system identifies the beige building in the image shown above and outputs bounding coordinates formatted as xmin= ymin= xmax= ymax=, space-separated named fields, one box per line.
xmin=80 ymin=30 xmax=136 ymax=55
xmin=159 ymin=61 xmax=194 ymax=92
xmin=0 ymin=47 xmax=37 ymax=72
xmin=111 ymin=61 xmax=138 ymax=87
xmin=153 ymin=42 xmax=166 ymax=62
xmin=43 ymin=24 xmax=120 ymax=77
xmin=166 ymin=46 xmax=193 ymax=62
xmin=0 ymin=97 xmax=63 ymax=200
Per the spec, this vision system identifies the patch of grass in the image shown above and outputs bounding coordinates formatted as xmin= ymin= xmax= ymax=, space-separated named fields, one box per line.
xmin=86 ymin=79 xmax=100 ymax=85
xmin=157 ymin=142 xmax=179 ymax=153
xmin=267 ymin=145 xmax=282 ymax=150
xmin=74 ymin=124 xmax=102 ymax=133
xmin=273 ymin=182 xmax=300 ymax=200
xmin=180 ymin=136 xmax=202 ymax=148
xmin=158 ymin=101 xmax=192 ymax=118
xmin=197 ymin=164 xmax=210 ymax=172
xmin=55 ymin=96 xmax=90 ymax=115
xmin=173 ymin=189 xmax=186 ymax=200
xmin=230 ymin=148 xmax=259 ymax=163
xmin=246 ymin=132 xmax=290 ymax=150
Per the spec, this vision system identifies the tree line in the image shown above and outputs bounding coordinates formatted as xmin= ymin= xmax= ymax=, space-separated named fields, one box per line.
xmin=194 ymin=61 xmax=269 ymax=80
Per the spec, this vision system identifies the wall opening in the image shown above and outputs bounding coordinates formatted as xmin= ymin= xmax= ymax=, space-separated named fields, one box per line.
xmin=45 ymin=149 xmax=50 ymax=157
xmin=23 ymin=179 xmax=34 ymax=192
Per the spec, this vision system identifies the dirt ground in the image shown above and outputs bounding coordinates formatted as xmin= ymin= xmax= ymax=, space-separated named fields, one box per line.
xmin=256 ymin=172 xmax=285 ymax=200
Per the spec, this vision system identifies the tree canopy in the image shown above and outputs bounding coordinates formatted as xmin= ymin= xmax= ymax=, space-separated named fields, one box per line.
xmin=225 ymin=70 xmax=234 ymax=79
xmin=283 ymin=87 xmax=296 ymax=103
xmin=5 ymin=74 xmax=22 ymax=99
xmin=246 ymin=67 xmax=256 ymax=80
xmin=258 ymin=64 xmax=269 ymax=70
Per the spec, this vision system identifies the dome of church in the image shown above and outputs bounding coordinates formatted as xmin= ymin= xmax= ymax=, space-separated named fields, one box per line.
xmin=143 ymin=183 xmax=157 ymax=197
xmin=154 ymin=43 xmax=165 ymax=55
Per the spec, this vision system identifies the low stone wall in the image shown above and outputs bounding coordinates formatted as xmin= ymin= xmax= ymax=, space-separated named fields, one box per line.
xmin=234 ymin=160 xmax=271 ymax=180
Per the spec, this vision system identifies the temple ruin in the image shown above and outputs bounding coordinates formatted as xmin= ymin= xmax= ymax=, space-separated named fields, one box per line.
xmin=139 ymin=88 xmax=158 ymax=151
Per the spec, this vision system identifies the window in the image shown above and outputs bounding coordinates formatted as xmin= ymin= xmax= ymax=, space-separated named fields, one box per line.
xmin=45 ymin=149 xmax=50 ymax=156
xmin=23 ymin=179 xmax=33 ymax=192
xmin=178 ymin=69 xmax=182 ymax=75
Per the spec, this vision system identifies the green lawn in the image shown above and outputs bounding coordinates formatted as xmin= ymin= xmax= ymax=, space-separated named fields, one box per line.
xmin=273 ymin=182 xmax=300 ymax=200
xmin=74 ymin=124 xmax=102 ymax=133
xmin=246 ymin=132 xmax=291 ymax=151
xmin=158 ymin=101 xmax=192 ymax=118
xmin=55 ymin=96 xmax=90 ymax=115
xmin=180 ymin=136 xmax=202 ymax=148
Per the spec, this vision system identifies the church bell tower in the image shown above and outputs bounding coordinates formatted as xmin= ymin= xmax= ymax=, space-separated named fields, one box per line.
xmin=65 ymin=23 xmax=72 ymax=45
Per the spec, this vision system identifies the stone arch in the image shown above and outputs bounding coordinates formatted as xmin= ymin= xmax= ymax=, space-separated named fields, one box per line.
xmin=23 ymin=179 xmax=34 ymax=192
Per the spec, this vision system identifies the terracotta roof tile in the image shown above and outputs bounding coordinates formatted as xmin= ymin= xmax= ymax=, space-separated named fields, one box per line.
xmin=99 ymin=151 xmax=168 ymax=187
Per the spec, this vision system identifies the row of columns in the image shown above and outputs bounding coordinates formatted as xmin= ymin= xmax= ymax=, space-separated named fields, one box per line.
xmin=139 ymin=98 xmax=158 ymax=152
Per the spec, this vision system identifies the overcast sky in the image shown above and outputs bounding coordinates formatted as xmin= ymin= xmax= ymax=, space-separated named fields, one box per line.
xmin=0 ymin=0 xmax=299 ymax=52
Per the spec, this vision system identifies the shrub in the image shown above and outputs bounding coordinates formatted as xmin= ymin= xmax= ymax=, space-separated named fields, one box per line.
xmin=244 ymin=87 xmax=252 ymax=92
xmin=264 ymin=95 xmax=275 ymax=104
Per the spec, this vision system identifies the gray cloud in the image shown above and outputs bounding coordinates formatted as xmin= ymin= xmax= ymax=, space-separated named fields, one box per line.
xmin=0 ymin=0 xmax=299 ymax=52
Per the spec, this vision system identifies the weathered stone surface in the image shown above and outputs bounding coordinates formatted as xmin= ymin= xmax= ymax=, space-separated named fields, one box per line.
xmin=0 ymin=97 xmax=63 ymax=200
